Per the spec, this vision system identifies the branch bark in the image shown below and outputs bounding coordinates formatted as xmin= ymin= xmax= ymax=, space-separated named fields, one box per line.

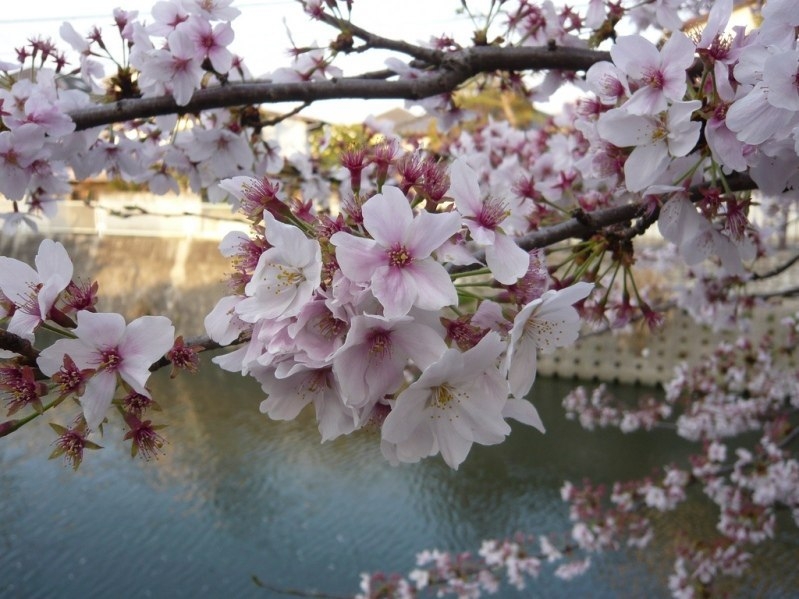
xmin=69 ymin=46 xmax=610 ymax=130
xmin=0 ymin=330 xmax=39 ymax=367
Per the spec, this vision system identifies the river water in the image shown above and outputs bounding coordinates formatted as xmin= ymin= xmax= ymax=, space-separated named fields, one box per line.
xmin=2 ymin=367 xmax=798 ymax=598
xmin=1 ymin=235 xmax=797 ymax=597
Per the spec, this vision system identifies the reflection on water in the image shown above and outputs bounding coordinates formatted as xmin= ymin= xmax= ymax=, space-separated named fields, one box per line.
xmin=2 ymin=358 xmax=798 ymax=598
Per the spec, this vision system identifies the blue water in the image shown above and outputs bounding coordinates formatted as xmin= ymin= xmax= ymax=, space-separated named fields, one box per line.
xmin=1 ymin=361 xmax=797 ymax=598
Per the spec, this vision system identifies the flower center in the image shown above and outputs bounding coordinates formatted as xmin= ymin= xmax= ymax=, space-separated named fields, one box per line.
xmin=651 ymin=121 xmax=669 ymax=143
xmin=276 ymin=264 xmax=305 ymax=288
xmin=304 ymin=369 xmax=330 ymax=394
xmin=432 ymin=384 xmax=458 ymax=409
xmin=476 ymin=197 xmax=509 ymax=230
xmin=387 ymin=244 xmax=412 ymax=268
xmin=524 ymin=317 xmax=564 ymax=351
xmin=317 ymin=314 xmax=345 ymax=339
xmin=367 ymin=329 xmax=392 ymax=359
xmin=642 ymin=67 xmax=665 ymax=90
xmin=600 ymin=74 xmax=625 ymax=99
xmin=99 ymin=348 xmax=122 ymax=372
xmin=17 ymin=282 xmax=43 ymax=316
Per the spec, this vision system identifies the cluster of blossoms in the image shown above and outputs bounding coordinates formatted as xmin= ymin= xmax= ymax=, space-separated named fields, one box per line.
xmin=356 ymin=534 xmax=591 ymax=598
xmin=558 ymin=319 xmax=799 ymax=595
xmin=0 ymin=239 xmax=189 ymax=467
xmin=206 ymin=155 xmax=593 ymax=468
xmin=357 ymin=310 xmax=799 ymax=595
xmin=0 ymin=0 xmax=794 ymax=336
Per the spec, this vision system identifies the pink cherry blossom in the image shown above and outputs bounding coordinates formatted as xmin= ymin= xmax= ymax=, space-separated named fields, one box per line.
xmin=236 ymin=210 xmax=322 ymax=323
xmin=183 ymin=16 xmax=234 ymax=74
xmin=504 ymin=282 xmax=594 ymax=399
xmin=137 ymin=29 xmax=203 ymax=105
xmin=331 ymin=314 xmax=447 ymax=410
xmin=596 ymin=101 xmax=701 ymax=192
xmin=204 ymin=294 xmax=248 ymax=345
xmin=257 ymin=366 xmax=358 ymax=442
xmin=658 ymin=195 xmax=747 ymax=276
xmin=331 ymin=186 xmax=461 ymax=318
xmin=762 ymin=49 xmax=799 ymax=111
xmin=586 ymin=61 xmax=630 ymax=106
xmin=610 ymin=32 xmax=695 ymax=115
xmin=185 ymin=0 xmax=241 ymax=21
xmin=147 ymin=0 xmax=190 ymax=37
xmin=448 ymin=159 xmax=530 ymax=285
xmin=0 ymin=238 xmax=73 ymax=340
xmin=182 ymin=127 xmax=253 ymax=176
xmin=381 ymin=332 xmax=511 ymax=469
xmin=0 ymin=124 xmax=46 ymax=200
xmin=38 ymin=311 xmax=175 ymax=430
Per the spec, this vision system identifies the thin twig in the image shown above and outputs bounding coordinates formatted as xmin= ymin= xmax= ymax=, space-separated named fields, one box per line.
xmin=311 ymin=9 xmax=444 ymax=64
xmin=751 ymin=253 xmax=799 ymax=281
xmin=260 ymin=101 xmax=312 ymax=127
xmin=251 ymin=575 xmax=351 ymax=599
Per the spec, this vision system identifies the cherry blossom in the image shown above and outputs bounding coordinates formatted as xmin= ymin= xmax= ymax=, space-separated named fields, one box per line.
xmin=331 ymin=186 xmax=461 ymax=318
xmin=504 ymin=282 xmax=594 ymax=399
xmin=37 ymin=311 xmax=174 ymax=430
xmin=257 ymin=366 xmax=357 ymax=442
xmin=1 ymin=1 xmax=799 ymax=595
xmin=183 ymin=16 xmax=235 ymax=73
xmin=610 ymin=32 xmax=695 ymax=115
xmin=332 ymin=314 xmax=447 ymax=412
xmin=135 ymin=29 xmax=204 ymax=105
xmin=448 ymin=159 xmax=529 ymax=285
xmin=235 ymin=210 xmax=322 ymax=323
xmin=381 ymin=332 xmax=512 ymax=469
xmin=596 ymin=101 xmax=702 ymax=192
xmin=0 ymin=239 xmax=73 ymax=340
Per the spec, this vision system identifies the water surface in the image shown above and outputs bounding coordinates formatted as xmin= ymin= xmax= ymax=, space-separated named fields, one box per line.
xmin=2 ymin=359 xmax=797 ymax=598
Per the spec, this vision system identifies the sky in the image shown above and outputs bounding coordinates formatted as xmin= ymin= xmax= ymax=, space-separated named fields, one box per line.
xmin=0 ymin=0 xmax=484 ymax=122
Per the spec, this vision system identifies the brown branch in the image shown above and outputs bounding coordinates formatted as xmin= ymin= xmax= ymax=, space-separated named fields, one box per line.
xmin=523 ymin=202 xmax=646 ymax=250
xmin=448 ymin=173 xmax=759 ymax=274
xmin=0 ymin=330 xmax=39 ymax=366
xmin=103 ymin=205 xmax=244 ymax=223
xmin=311 ymin=8 xmax=444 ymax=64
xmin=259 ymin=101 xmax=312 ymax=127
xmin=749 ymin=286 xmax=799 ymax=300
xmin=752 ymin=253 xmax=799 ymax=281
xmin=251 ymin=575 xmax=350 ymax=599
xmin=69 ymin=46 xmax=610 ymax=131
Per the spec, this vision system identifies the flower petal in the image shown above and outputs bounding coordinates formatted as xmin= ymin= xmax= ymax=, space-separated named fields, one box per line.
xmin=402 ymin=259 xmax=457 ymax=312
xmin=362 ymin=186 xmax=413 ymax=247
xmin=81 ymin=371 xmax=118 ymax=430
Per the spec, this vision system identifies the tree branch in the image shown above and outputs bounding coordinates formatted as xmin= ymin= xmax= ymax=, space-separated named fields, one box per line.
xmin=147 ymin=333 xmax=242 ymax=373
xmin=752 ymin=253 xmax=799 ymax=281
xmin=69 ymin=46 xmax=610 ymax=130
xmin=311 ymin=9 xmax=444 ymax=64
xmin=0 ymin=330 xmax=39 ymax=367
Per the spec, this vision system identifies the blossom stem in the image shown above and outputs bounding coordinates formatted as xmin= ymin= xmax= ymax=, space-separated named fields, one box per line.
xmin=626 ymin=266 xmax=646 ymax=307
xmin=671 ymin=155 xmax=704 ymax=187
xmin=0 ymin=392 xmax=68 ymax=438
xmin=456 ymin=288 xmax=488 ymax=302
xmin=450 ymin=267 xmax=491 ymax=279
xmin=454 ymin=281 xmax=496 ymax=288
xmin=39 ymin=321 xmax=78 ymax=339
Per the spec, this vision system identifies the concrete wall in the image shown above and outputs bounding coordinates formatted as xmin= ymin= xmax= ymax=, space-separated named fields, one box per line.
xmin=38 ymin=198 xmax=249 ymax=240
xmin=0 ymin=233 xmax=230 ymax=335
